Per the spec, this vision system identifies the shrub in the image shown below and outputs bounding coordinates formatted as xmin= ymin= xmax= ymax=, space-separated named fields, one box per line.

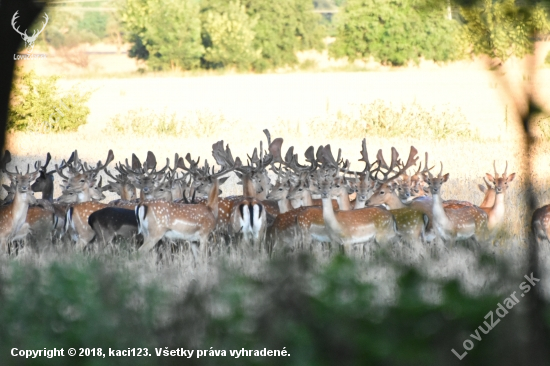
xmin=330 ymin=0 xmax=465 ymax=65
xmin=308 ymin=100 xmax=476 ymax=140
xmin=8 ymin=69 xmax=91 ymax=133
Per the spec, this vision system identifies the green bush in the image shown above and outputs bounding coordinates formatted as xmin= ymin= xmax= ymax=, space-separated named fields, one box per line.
xmin=202 ymin=1 xmax=260 ymax=70
xmin=8 ymin=69 xmax=91 ymax=132
xmin=308 ymin=100 xmax=476 ymax=140
xmin=330 ymin=0 xmax=465 ymax=65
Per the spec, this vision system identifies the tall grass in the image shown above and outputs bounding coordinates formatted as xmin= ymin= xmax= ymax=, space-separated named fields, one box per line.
xmin=105 ymin=109 xmax=231 ymax=138
xmin=307 ymin=100 xmax=478 ymax=140
xmin=104 ymin=101 xmax=478 ymax=141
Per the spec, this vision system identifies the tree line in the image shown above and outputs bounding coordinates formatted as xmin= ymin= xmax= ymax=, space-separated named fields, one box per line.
xmin=29 ymin=0 xmax=550 ymax=70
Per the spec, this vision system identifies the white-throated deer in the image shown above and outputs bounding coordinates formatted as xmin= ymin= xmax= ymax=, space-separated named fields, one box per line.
xmin=0 ymin=162 xmax=41 ymax=254
xmin=423 ymin=163 xmax=489 ymax=244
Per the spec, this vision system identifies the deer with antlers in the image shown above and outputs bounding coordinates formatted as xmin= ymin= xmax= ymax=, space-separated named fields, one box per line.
xmin=475 ymin=161 xmax=515 ymax=233
xmin=315 ymin=144 xmax=419 ymax=254
xmin=422 ymin=163 xmax=489 ymax=244
xmin=56 ymin=151 xmax=115 ymax=249
xmin=136 ymin=141 xmax=237 ymax=259
xmin=365 ymin=147 xmax=429 ymax=243
xmin=227 ymin=134 xmax=282 ymax=251
xmin=0 ymin=161 xmax=41 ymax=254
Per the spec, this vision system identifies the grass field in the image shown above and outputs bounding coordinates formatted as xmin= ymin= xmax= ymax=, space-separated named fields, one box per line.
xmin=3 ymin=62 xmax=550 ymax=364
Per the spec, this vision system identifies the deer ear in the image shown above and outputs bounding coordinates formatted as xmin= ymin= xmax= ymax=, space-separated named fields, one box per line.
xmin=478 ymin=184 xmax=486 ymax=193
xmin=507 ymin=173 xmax=516 ymax=182
xmin=485 ymin=173 xmax=495 ymax=183
xmin=442 ymin=173 xmax=449 ymax=182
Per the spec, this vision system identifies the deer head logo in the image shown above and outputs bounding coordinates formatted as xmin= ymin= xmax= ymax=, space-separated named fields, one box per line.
xmin=11 ymin=11 xmax=49 ymax=54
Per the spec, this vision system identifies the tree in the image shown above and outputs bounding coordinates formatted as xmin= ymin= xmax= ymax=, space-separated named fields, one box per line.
xmin=202 ymin=1 xmax=260 ymax=70
xmin=201 ymin=0 xmax=324 ymax=71
xmin=460 ymin=0 xmax=550 ymax=62
xmin=330 ymin=0 xmax=464 ymax=65
xmin=248 ymin=0 xmax=324 ymax=70
xmin=119 ymin=0 xmax=204 ymax=71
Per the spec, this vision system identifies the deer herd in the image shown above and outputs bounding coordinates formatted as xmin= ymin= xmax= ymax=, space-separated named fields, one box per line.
xmin=2 ymin=129 xmax=549 ymax=261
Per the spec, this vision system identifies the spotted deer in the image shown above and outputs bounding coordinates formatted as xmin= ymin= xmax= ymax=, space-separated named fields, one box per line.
xmin=366 ymin=157 xmax=428 ymax=243
xmin=292 ymin=143 xmax=374 ymax=251
xmin=317 ymin=165 xmax=398 ymax=255
xmin=135 ymin=155 xmax=234 ymax=259
xmin=423 ymin=163 xmax=489 ymax=244
xmin=314 ymin=145 xmax=418 ymax=253
xmin=228 ymin=134 xmax=282 ymax=251
xmin=56 ymin=150 xmax=114 ymax=202
xmin=0 ymin=162 xmax=41 ymax=254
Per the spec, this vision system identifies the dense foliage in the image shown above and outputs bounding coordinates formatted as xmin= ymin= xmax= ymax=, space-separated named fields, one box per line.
xmin=8 ymin=70 xmax=91 ymax=132
xmin=460 ymin=0 xmax=550 ymax=62
xmin=36 ymin=4 xmax=114 ymax=50
xmin=119 ymin=0 xmax=324 ymax=71
xmin=0 ymin=253 xmax=545 ymax=365
xmin=119 ymin=0 xmax=204 ymax=71
xmin=330 ymin=0 xmax=465 ymax=65
xmin=201 ymin=1 xmax=259 ymax=70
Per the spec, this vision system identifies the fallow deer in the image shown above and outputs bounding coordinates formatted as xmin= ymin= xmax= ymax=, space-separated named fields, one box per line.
xmin=423 ymin=163 xmax=489 ymax=244
xmin=0 ymin=162 xmax=41 ymax=254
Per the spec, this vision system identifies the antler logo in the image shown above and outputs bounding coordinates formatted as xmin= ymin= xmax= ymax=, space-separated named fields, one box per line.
xmin=11 ymin=10 xmax=49 ymax=54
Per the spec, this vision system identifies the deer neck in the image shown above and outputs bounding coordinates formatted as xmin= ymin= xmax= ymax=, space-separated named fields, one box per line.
xmin=334 ymin=188 xmax=351 ymax=211
xmin=432 ymin=191 xmax=453 ymax=232
xmin=11 ymin=191 xmax=32 ymax=234
xmin=206 ymin=178 xmax=219 ymax=219
xmin=77 ymin=188 xmax=91 ymax=203
xmin=42 ymin=178 xmax=54 ymax=202
xmin=277 ymin=197 xmax=293 ymax=214
xmin=321 ymin=197 xmax=342 ymax=234
xmin=487 ymin=192 xmax=505 ymax=228
xmin=481 ymin=189 xmax=496 ymax=208
xmin=386 ymin=191 xmax=407 ymax=209
xmin=301 ymin=190 xmax=314 ymax=206
xmin=353 ymin=199 xmax=366 ymax=210
xmin=242 ymin=174 xmax=256 ymax=198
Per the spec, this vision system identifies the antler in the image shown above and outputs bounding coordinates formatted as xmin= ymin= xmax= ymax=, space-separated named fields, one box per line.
xmin=375 ymin=146 xmax=418 ymax=183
